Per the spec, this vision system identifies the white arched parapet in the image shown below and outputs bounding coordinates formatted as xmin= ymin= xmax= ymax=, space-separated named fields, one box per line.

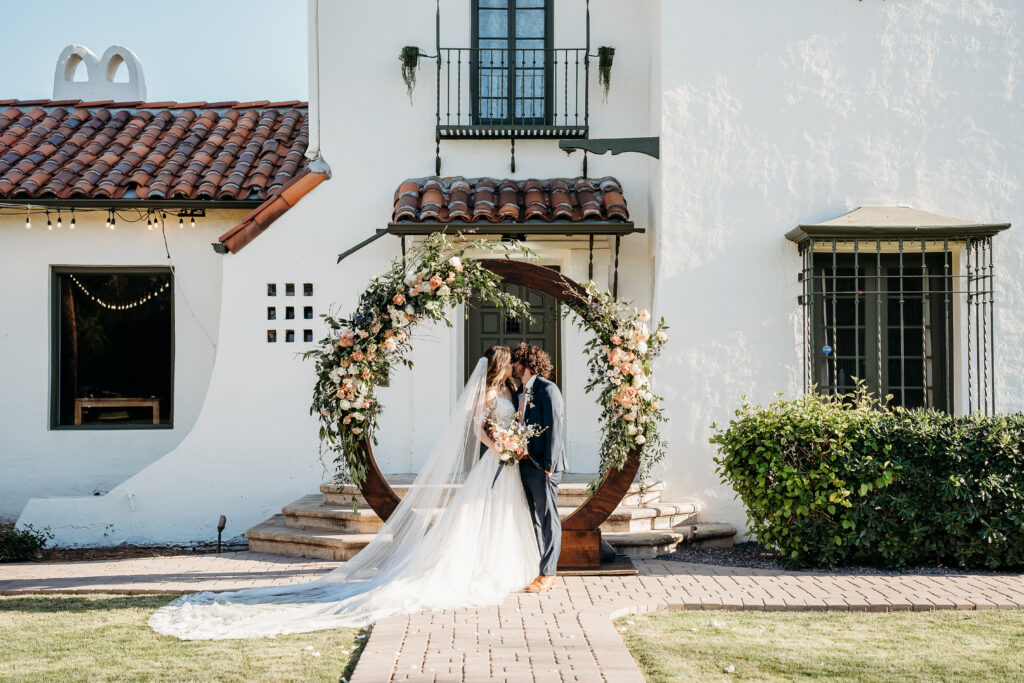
xmin=52 ymin=44 xmax=146 ymax=102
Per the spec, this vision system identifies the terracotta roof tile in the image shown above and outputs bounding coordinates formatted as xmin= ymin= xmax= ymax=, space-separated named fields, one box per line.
xmin=0 ymin=98 xmax=308 ymax=202
xmin=217 ymin=167 xmax=327 ymax=253
xmin=392 ymin=176 xmax=630 ymax=223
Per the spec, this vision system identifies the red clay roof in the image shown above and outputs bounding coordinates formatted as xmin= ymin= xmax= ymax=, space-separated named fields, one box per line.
xmin=393 ymin=176 xmax=629 ymax=223
xmin=217 ymin=167 xmax=327 ymax=254
xmin=0 ymin=99 xmax=308 ymax=201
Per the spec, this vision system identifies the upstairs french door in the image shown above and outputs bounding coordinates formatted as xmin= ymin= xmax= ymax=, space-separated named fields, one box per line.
xmin=472 ymin=0 xmax=553 ymax=125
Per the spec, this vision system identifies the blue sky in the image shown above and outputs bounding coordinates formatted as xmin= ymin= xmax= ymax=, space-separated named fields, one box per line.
xmin=0 ymin=0 xmax=307 ymax=102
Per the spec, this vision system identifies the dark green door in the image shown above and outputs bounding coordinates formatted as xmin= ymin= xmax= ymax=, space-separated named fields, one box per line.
xmin=465 ymin=280 xmax=560 ymax=386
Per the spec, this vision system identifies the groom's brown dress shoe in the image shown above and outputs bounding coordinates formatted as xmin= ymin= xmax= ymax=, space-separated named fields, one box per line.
xmin=524 ymin=577 xmax=545 ymax=592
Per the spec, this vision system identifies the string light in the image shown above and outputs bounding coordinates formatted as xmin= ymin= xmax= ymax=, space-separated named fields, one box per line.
xmin=109 ymin=210 xmax=116 ymax=230
xmin=178 ymin=215 xmax=184 ymax=229
xmin=25 ymin=207 xmax=30 ymax=229
xmin=104 ymin=211 xmax=110 ymax=229
xmin=46 ymin=211 xmax=52 ymax=230
xmin=147 ymin=213 xmax=153 ymax=230
xmin=69 ymin=274 xmax=169 ymax=311
xmin=190 ymin=214 xmax=195 ymax=228
xmin=5 ymin=205 xmax=200 ymax=231
xmin=56 ymin=211 xmax=62 ymax=229
xmin=69 ymin=208 xmax=75 ymax=229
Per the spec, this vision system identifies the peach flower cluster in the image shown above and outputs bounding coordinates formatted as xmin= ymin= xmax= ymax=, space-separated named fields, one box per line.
xmin=601 ymin=309 xmax=668 ymax=445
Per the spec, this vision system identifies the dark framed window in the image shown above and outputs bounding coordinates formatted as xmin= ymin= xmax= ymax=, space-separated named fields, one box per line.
xmin=472 ymin=0 xmax=553 ymax=125
xmin=809 ymin=252 xmax=952 ymax=411
xmin=51 ymin=267 xmax=174 ymax=429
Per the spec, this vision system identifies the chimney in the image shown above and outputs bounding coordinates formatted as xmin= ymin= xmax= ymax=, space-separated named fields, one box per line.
xmin=53 ymin=45 xmax=147 ymax=101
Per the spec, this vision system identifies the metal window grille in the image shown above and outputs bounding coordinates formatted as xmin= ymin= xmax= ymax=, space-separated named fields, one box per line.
xmin=798 ymin=237 xmax=996 ymax=415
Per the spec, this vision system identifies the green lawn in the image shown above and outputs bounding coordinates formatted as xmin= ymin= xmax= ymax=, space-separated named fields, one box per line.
xmin=616 ymin=609 xmax=1024 ymax=682
xmin=0 ymin=594 xmax=366 ymax=682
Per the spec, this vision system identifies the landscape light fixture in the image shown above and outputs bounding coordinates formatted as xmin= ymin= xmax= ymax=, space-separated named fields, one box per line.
xmin=217 ymin=515 xmax=227 ymax=553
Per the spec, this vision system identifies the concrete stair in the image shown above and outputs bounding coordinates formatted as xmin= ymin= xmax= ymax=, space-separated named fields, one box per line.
xmin=245 ymin=473 xmax=735 ymax=562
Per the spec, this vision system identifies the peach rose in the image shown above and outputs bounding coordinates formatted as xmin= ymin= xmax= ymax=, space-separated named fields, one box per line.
xmin=446 ymin=271 xmax=456 ymax=282
xmin=429 ymin=274 xmax=443 ymax=289
xmin=352 ymin=350 xmax=365 ymax=361
xmin=393 ymin=294 xmax=406 ymax=306
xmin=361 ymin=369 xmax=372 ymax=379
xmin=363 ymin=400 xmax=372 ymax=409
xmin=358 ymin=330 xmax=368 ymax=339
xmin=610 ymin=333 xmax=622 ymax=345
xmin=651 ymin=401 xmax=659 ymax=409
xmin=343 ymin=416 xmax=352 ymax=425
xmin=384 ymin=329 xmax=394 ymax=338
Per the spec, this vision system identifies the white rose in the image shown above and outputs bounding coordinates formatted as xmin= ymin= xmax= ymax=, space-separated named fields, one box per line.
xmin=637 ymin=341 xmax=648 ymax=355
xmin=612 ymin=377 xmax=622 ymax=386
xmin=405 ymin=305 xmax=415 ymax=315
xmin=352 ymin=412 xmax=364 ymax=421
xmin=339 ymin=400 xmax=352 ymax=410
xmin=635 ymin=434 xmax=646 ymax=444
xmin=448 ymin=256 xmax=462 ymax=270
xmin=627 ymin=424 xmax=638 ymax=435
xmin=438 ymin=284 xmax=451 ymax=297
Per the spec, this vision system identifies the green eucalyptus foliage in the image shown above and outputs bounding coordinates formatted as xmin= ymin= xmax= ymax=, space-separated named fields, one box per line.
xmin=711 ymin=387 xmax=1024 ymax=570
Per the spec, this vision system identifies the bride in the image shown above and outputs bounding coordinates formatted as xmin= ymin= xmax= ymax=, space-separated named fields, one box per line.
xmin=149 ymin=346 xmax=541 ymax=640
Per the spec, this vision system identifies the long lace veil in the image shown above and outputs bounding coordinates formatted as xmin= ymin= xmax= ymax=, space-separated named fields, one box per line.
xmin=149 ymin=358 xmax=491 ymax=639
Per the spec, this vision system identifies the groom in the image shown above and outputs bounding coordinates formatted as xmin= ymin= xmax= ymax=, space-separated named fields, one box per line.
xmin=511 ymin=343 xmax=567 ymax=593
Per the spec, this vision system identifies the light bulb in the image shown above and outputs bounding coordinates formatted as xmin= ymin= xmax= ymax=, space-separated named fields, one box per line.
xmin=25 ymin=215 xmax=31 ymax=229
xmin=70 ymin=210 xmax=76 ymax=229
xmin=57 ymin=214 xmax=62 ymax=229
xmin=147 ymin=217 xmax=153 ymax=230
xmin=190 ymin=215 xmax=195 ymax=228
xmin=178 ymin=216 xmax=184 ymax=229
xmin=47 ymin=214 xmax=52 ymax=230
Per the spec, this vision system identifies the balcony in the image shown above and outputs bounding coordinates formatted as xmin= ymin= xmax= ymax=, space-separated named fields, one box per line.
xmin=435 ymin=47 xmax=590 ymax=140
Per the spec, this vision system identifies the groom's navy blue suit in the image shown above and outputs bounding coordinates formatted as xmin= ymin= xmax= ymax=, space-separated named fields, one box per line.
xmin=517 ymin=375 xmax=567 ymax=576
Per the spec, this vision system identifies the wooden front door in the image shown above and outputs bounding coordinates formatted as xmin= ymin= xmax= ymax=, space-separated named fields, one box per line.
xmin=465 ymin=279 xmax=561 ymax=386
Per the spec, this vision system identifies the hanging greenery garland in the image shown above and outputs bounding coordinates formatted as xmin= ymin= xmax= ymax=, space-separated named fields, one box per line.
xmin=597 ymin=46 xmax=615 ymax=102
xmin=399 ymin=46 xmax=421 ymax=104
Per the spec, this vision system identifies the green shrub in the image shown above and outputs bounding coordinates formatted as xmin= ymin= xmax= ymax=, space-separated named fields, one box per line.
xmin=0 ymin=524 xmax=53 ymax=562
xmin=711 ymin=388 xmax=1024 ymax=570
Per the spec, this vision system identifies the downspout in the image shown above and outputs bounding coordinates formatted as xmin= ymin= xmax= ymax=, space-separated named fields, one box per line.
xmin=306 ymin=0 xmax=321 ymax=161
xmin=306 ymin=0 xmax=330 ymax=177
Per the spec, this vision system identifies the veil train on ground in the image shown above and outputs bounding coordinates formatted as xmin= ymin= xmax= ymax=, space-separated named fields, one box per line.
xmin=149 ymin=357 xmax=539 ymax=640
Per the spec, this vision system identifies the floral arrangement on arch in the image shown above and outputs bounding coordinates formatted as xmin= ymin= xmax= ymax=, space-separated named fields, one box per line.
xmin=307 ymin=232 xmax=670 ymax=492
xmin=565 ymin=283 xmax=670 ymax=488
xmin=306 ymin=234 xmax=531 ymax=488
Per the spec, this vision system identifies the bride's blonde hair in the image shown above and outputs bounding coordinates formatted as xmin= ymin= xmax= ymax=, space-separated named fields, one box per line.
xmin=483 ymin=345 xmax=512 ymax=392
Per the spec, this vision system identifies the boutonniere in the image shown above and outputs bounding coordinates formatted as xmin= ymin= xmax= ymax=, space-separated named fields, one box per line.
xmin=524 ymin=385 xmax=536 ymax=409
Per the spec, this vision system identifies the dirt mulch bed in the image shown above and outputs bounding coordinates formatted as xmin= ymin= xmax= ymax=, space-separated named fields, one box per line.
xmin=2 ymin=522 xmax=247 ymax=563
xmin=659 ymin=541 xmax=1019 ymax=576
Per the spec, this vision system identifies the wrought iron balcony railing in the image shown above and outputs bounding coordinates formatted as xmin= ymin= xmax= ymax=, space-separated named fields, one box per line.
xmin=435 ymin=47 xmax=589 ymax=140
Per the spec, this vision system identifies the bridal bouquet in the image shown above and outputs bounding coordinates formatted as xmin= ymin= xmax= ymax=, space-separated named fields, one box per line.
xmin=488 ymin=417 xmax=547 ymax=487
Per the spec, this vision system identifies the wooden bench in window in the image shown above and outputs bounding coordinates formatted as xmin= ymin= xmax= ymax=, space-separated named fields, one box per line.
xmin=74 ymin=397 xmax=161 ymax=425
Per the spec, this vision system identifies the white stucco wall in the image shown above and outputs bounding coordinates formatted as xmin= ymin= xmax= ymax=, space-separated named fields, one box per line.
xmin=1 ymin=210 xmax=235 ymax=522
xmin=18 ymin=0 xmax=1024 ymax=545
xmin=14 ymin=0 xmax=658 ymax=545
xmin=654 ymin=0 xmax=1024 ymax=533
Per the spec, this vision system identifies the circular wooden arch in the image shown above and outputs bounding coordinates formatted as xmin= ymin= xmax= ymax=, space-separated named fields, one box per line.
xmin=356 ymin=259 xmax=641 ymax=547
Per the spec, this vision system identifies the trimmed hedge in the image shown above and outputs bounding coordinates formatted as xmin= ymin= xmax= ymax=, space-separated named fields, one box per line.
xmin=711 ymin=389 xmax=1024 ymax=570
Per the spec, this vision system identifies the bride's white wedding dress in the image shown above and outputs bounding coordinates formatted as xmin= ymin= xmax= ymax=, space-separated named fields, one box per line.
xmin=149 ymin=359 xmax=540 ymax=640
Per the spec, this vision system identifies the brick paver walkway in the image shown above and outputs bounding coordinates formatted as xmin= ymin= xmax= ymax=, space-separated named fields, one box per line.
xmin=3 ymin=552 xmax=1024 ymax=682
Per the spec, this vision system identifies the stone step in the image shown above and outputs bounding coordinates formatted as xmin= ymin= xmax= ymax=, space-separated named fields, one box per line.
xmin=279 ymin=494 xmax=698 ymax=534
xmin=604 ymin=523 xmax=738 ymax=560
xmin=245 ymin=514 xmax=375 ymax=561
xmin=321 ymin=476 xmax=665 ymax=508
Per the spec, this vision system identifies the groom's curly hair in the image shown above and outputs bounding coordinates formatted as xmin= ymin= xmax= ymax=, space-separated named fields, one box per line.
xmin=511 ymin=342 xmax=552 ymax=380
